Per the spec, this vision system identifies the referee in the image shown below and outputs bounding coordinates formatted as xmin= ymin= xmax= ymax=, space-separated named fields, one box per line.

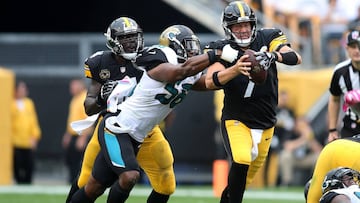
xmin=328 ymin=30 xmax=360 ymax=142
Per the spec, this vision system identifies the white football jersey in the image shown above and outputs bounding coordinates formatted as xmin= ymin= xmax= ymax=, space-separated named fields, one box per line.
xmin=321 ymin=185 xmax=360 ymax=203
xmin=105 ymin=45 xmax=202 ymax=142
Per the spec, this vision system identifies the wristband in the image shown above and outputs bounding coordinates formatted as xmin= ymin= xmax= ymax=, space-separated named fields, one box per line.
xmin=212 ymin=71 xmax=224 ymax=87
xmin=279 ymin=52 xmax=298 ymax=65
xmin=328 ymin=128 xmax=337 ymax=133
xmin=207 ymin=50 xmax=217 ymax=64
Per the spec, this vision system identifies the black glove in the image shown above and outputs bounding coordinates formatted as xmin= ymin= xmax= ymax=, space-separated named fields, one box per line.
xmin=254 ymin=51 xmax=278 ymax=70
xmin=99 ymin=80 xmax=118 ymax=103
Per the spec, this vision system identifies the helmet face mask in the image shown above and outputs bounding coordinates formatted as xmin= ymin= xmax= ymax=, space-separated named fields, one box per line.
xmin=104 ymin=17 xmax=144 ymax=60
xmin=159 ymin=25 xmax=201 ymax=63
xmin=222 ymin=1 xmax=257 ymax=47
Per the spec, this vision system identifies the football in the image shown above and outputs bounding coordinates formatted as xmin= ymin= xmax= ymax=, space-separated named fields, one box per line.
xmin=244 ymin=49 xmax=267 ymax=84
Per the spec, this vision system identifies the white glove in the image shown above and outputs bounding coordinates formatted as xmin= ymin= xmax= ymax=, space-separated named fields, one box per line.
xmin=100 ymin=80 xmax=118 ymax=101
xmin=220 ymin=44 xmax=239 ymax=63
xmin=107 ymin=76 xmax=137 ymax=113
xmin=254 ymin=51 xmax=278 ymax=70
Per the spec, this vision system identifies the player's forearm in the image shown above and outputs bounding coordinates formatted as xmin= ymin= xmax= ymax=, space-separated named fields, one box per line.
xmin=179 ymin=51 xmax=217 ymax=78
xmin=328 ymin=96 xmax=340 ymax=129
xmin=84 ymin=96 xmax=103 ymax=116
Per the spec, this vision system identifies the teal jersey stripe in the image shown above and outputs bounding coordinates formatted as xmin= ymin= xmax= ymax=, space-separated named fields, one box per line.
xmin=104 ymin=131 xmax=125 ymax=167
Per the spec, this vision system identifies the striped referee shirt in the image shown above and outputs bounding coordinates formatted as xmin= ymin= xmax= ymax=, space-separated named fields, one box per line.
xmin=329 ymin=59 xmax=360 ymax=134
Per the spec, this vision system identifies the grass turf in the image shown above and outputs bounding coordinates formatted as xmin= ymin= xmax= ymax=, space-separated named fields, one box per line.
xmin=0 ymin=185 xmax=305 ymax=203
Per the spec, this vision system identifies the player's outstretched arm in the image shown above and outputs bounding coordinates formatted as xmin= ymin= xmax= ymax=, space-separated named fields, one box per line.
xmin=148 ymin=50 xmax=218 ymax=83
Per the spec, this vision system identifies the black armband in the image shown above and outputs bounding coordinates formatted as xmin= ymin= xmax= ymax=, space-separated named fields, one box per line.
xmin=279 ymin=52 xmax=298 ymax=65
xmin=328 ymin=128 xmax=337 ymax=133
xmin=212 ymin=71 xmax=224 ymax=87
xmin=207 ymin=50 xmax=217 ymax=64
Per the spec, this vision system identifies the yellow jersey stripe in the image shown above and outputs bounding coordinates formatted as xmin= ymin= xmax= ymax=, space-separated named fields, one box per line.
xmin=84 ymin=65 xmax=92 ymax=78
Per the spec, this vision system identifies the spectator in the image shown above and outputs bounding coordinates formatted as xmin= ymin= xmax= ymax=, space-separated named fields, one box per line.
xmin=279 ymin=117 xmax=323 ymax=186
xmin=263 ymin=0 xmax=326 ymax=64
xmin=62 ymin=78 xmax=92 ymax=184
xmin=11 ymin=80 xmax=41 ymax=184
xmin=321 ymin=0 xmax=360 ymax=64
xmin=269 ymin=90 xmax=296 ymax=186
xmin=348 ymin=5 xmax=360 ymax=32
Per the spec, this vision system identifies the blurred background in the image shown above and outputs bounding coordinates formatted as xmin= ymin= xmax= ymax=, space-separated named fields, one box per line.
xmin=1 ymin=0 xmax=359 ymax=188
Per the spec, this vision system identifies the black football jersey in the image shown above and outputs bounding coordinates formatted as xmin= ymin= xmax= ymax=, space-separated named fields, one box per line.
xmin=84 ymin=50 xmax=143 ymax=84
xmin=205 ymin=28 xmax=289 ymax=129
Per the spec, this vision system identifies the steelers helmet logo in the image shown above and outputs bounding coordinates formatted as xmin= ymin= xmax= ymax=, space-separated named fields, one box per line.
xmin=99 ymin=69 xmax=110 ymax=80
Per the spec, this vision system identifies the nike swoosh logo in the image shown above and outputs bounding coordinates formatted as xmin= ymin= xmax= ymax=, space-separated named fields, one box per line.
xmin=148 ymin=51 xmax=156 ymax=55
xmin=265 ymin=137 xmax=271 ymax=141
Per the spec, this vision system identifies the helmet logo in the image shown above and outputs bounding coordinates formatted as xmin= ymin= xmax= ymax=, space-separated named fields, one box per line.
xmin=99 ymin=69 xmax=111 ymax=80
xmin=121 ymin=17 xmax=138 ymax=32
xmin=168 ymin=32 xmax=176 ymax=40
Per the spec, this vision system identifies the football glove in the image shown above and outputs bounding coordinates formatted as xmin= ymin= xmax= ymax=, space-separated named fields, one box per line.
xmin=100 ymin=80 xmax=118 ymax=102
xmin=220 ymin=44 xmax=239 ymax=63
xmin=254 ymin=51 xmax=278 ymax=70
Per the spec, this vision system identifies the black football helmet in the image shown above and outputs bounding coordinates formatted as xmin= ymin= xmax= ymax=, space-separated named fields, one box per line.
xmin=222 ymin=1 xmax=257 ymax=47
xmin=104 ymin=17 xmax=144 ymax=60
xmin=321 ymin=167 xmax=360 ymax=194
xmin=159 ymin=24 xmax=201 ymax=63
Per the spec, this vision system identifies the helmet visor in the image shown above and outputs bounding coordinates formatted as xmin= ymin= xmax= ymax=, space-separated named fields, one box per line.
xmin=184 ymin=38 xmax=201 ymax=57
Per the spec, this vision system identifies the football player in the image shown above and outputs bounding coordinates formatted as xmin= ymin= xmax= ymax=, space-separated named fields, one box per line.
xmin=66 ymin=17 xmax=175 ymax=203
xmin=306 ymin=89 xmax=360 ymax=203
xmin=319 ymin=167 xmax=360 ymax=203
xmin=70 ymin=23 xmax=231 ymax=203
xmin=204 ymin=1 xmax=302 ymax=202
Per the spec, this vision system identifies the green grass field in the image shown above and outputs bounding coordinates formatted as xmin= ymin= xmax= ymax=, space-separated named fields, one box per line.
xmin=0 ymin=185 xmax=305 ymax=203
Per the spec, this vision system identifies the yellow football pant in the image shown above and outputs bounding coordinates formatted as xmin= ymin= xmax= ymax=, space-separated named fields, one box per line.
xmin=224 ymin=120 xmax=274 ymax=186
xmin=77 ymin=118 xmax=175 ymax=195
xmin=307 ymin=139 xmax=360 ymax=203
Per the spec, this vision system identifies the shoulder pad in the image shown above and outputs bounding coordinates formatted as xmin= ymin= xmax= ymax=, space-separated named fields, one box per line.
xmin=84 ymin=51 xmax=112 ymax=79
xmin=136 ymin=45 xmax=177 ymax=70
xmin=85 ymin=51 xmax=105 ymax=68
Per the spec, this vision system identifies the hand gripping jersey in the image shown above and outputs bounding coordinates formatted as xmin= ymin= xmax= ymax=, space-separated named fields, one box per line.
xmin=320 ymin=185 xmax=360 ymax=203
xmin=105 ymin=45 xmax=202 ymax=142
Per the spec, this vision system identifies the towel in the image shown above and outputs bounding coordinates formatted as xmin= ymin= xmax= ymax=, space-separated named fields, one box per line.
xmin=250 ymin=129 xmax=263 ymax=161
xmin=71 ymin=113 xmax=99 ymax=135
